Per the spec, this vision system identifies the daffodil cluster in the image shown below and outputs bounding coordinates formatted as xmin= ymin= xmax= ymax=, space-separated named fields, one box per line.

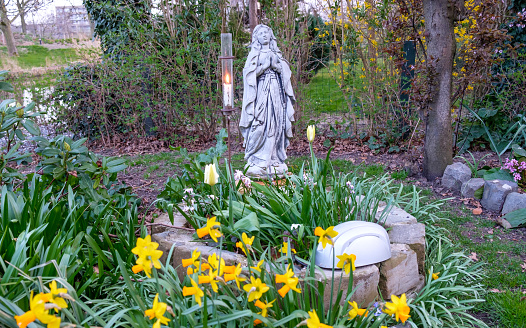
xmin=14 ymin=281 xmax=72 ymax=328
xmin=132 ymin=235 xmax=163 ymax=278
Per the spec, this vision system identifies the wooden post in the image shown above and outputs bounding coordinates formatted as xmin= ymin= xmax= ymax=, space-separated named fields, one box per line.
xmin=249 ymin=0 xmax=257 ymax=32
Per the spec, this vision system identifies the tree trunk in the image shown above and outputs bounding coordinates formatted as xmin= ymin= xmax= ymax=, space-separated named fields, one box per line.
xmin=0 ymin=16 xmax=18 ymax=56
xmin=20 ymin=11 xmax=26 ymax=34
xmin=422 ymin=0 xmax=458 ymax=180
xmin=249 ymin=0 xmax=257 ymax=32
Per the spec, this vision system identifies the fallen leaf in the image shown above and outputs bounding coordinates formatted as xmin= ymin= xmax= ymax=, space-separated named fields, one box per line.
xmin=521 ymin=262 xmax=526 ymax=273
xmin=468 ymin=252 xmax=478 ymax=261
xmin=489 ymin=288 xmax=503 ymax=293
xmin=487 ymin=229 xmax=493 ymax=234
xmin=473 ymin=208 xmax=483 ymax=215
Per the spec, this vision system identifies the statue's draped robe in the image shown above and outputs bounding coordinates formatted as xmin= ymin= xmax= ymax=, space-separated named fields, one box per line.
xmin=240 ymin=50 xmax=295 ymax=168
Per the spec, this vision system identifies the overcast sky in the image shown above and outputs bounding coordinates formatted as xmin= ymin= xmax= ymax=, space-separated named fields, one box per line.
xmin=11 ymin=0 xmax=83 ymax=25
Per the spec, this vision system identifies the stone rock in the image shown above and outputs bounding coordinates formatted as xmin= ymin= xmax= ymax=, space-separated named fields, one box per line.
xmin=307 ymin=264 xmax=380 ymax=307
xmin=441 ymin=162 xmax=472 ymax=191
xmin=481 ymin=180 xmax=518 ymax=212
xmin=379 ymin=244 xmax=422 ymax=299
xmin=152 ymin=212 xmax=187 ymax=234
xmin=152 ymin=230 xmax=246 ymax=281
xmin=502 ymin=192 xmax=526 ymax=215
xmin=461 ymin=178 xmax=485 ymax=199
xmin=388 ymin=223 xmax=426 ymax=274
xmin=376 ymin=206 xmax=418 ymax=228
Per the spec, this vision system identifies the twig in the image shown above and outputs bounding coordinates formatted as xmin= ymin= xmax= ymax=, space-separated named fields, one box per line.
xmin=57 ymin=185 xmax=80 ymax=201
xmin=133 ymin=181 xmax=152 ymax=190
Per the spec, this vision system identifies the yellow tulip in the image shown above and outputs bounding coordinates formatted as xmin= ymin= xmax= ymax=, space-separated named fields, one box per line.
xmin=204 ymin=163 xmax=219 ymax=186
xmin=306 ymin=125 xmax=315 ymax=142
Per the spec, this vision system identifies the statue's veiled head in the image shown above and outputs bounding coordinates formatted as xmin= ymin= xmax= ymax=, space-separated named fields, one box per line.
xmin=250 ymin=24 xmax=281 ymax=54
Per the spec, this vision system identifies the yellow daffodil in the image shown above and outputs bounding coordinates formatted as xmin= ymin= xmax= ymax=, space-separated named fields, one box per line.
xmin=432 ymin=272 xmax=440 ymax=280
xmin=280 ymin=242 xmax=296 ymax=255
xmin=303 ymin=309 xmax=332 ymax=328
xmin=348 ymin=301 xmax=368 ymax=319
xmin=187 ymin=263 xmax=210 ymax=275
xmin=204 ymin=163 xmax=219 ymax=186
xmin=198 ymin=270 xmax=220 ymax=292
xmin=15 ymin=292 xmax=61 ymax=328
xmin=236 ymin=233 xmax=255 ymax=256
xmin=250 ymin=260 xmax=265 ymax=273
xmin=336 ymin=253 xmax=356 ymax=274
xmin=145 ymin=294 xmax=170 ymax=328
xmin=307 ymin=125 xmax=315 ymax=142
xmin=224 ymin=263 xmax=246 ymax=288
xmin=196 ymin=216 xmax=223 ymax=242
xmin=182 ymin=249 xmax=201 ymax=268
xmin=131 ymin=235 xmax=163 ymax=278
xmin=275 ymin=265 xmax=301 ymax=297
xmin=243 ymin=276 xmax=269 ymax=302
xmin=314 ymin=226 xmax=338 ymax=249
xmin=253 ymin=299 xmax=276 ymax=325
xmin=40 ymin=281 xmax=69 ymax=311
xmin=182 ymin=278 xmax=204 ymax=306
xmin=384 ymin=294 xmax=411 ymax=323
xmin=207 ymin=253 xmax=226 ymax=275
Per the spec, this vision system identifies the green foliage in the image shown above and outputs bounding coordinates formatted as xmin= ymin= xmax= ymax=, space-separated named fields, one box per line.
xmin=390 ymin=170 xmax=408 ymax=180
xmin=0 ymin=72 xmax=41 ymax=186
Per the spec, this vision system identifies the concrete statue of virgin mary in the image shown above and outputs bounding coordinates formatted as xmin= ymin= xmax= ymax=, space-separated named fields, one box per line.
xmin=239 ymin=24 xmax=296 ymax=178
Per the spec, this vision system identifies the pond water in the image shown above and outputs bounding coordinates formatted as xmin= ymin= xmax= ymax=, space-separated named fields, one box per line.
xmin=22 ymin=86 xmax=58 ymax=122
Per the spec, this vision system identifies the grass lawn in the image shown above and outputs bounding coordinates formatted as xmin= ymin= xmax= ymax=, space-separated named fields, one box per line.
xmin=302 ymin=68 xmax=349 ymax=114
xmin=0 ymin=45 xmax=82 ymax=69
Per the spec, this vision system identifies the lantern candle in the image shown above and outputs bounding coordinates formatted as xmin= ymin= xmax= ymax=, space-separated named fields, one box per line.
xmin=223 ymin=72 xmax=232 ymax=107
xmin=221 ymin=33 xmax=234 ymax=108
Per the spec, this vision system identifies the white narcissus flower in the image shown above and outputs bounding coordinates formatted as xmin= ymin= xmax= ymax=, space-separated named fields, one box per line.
xmin=291 ymin=224 xmax=302 ymax=230
xmin=306 ymin=125 xmax=315 ymax=142
xmin=204 ymin=163 xmax=219 ymax=186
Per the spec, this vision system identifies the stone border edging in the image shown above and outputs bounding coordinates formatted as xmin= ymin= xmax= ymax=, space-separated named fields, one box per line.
xmin=442 ymin=162 xmax=526 ymax=217
xmin=151 ymin=202 xmax=425 ymax=306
